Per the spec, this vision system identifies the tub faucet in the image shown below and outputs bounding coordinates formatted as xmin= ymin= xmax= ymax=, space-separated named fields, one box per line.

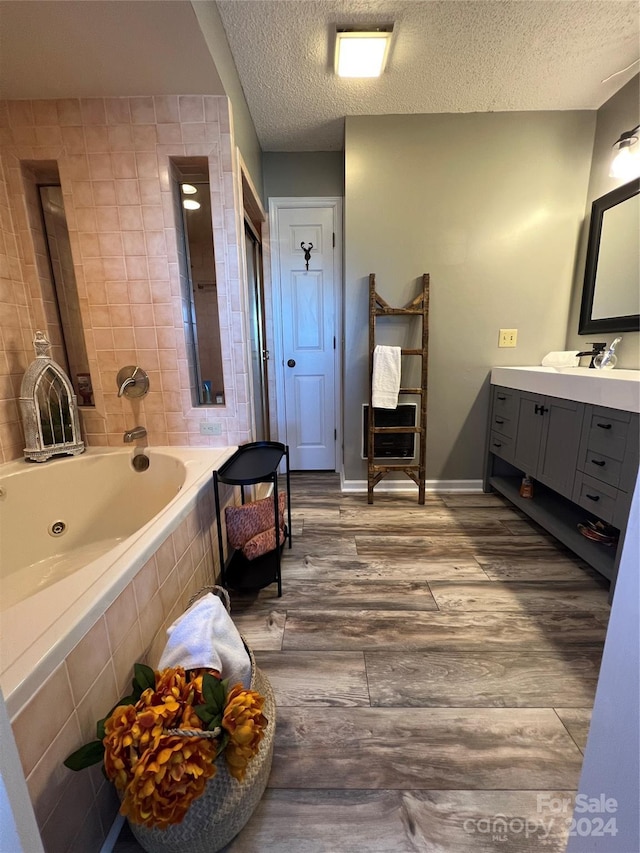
xmin=123 ymin=426 xmax=147 ymax=443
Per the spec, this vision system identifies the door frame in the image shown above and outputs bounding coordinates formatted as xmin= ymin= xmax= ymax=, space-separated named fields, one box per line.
xmin=269 ymin=197 xmax=343 ymax=472
xmin=237 ymin=152 xmax=268 ymax=443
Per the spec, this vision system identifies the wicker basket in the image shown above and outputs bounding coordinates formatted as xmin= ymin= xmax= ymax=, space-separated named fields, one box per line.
xmin=127 ymin=587 xmax=275 ymax=853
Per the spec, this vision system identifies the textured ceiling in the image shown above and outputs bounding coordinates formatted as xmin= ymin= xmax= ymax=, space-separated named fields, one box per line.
xmin=216 ymin=0 xmax=640 ymax=151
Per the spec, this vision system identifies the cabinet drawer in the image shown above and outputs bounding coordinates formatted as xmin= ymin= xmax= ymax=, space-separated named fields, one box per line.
xmin=586 ymin=408 xmax=630 ymax=461
xmin=492 ymin=386 xmax=517 ymax=420
xmin=580 ymin=447 xmax=622 ymax=489
xmin=489 ymin=430 xmax=513 ymax=462
xmin=491 ymin=412 xmax=516 ymax=438
xmin=573 ymin=472 xmax=618 ymax=524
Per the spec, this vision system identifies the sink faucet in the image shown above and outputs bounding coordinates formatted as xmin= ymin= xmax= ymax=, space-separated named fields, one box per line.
xmin=123 ymin=426 xmax=147 ymax=443
xmin=576 ymin=342 xmax=606 ymax=368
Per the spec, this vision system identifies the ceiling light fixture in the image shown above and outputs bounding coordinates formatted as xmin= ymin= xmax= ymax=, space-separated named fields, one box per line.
xmin=181 ymin=183 xmax=198 ymax=194
xmin=183 ymin=199 xmax=201 ymax=210
xmin=610 ymin=125 xmax=640 ymax=180
xmin=335 ymin=28 xmax=392 ymax=78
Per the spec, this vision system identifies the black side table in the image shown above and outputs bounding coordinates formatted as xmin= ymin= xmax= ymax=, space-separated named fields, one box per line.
xmin=212 ymin=441 xmax=291 ymax=597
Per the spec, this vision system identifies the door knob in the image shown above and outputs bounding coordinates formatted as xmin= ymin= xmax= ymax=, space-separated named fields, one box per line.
xmin=287 ymin=359 xmax=296 ymax=368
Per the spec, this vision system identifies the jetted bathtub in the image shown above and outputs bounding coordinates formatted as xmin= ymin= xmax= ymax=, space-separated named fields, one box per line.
xmin=0 ymin=446 xmax=234 ymax=716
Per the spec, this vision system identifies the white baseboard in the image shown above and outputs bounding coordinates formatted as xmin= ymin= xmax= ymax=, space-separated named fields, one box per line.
xmin=340 ymin=477 xmax=483 ymax=494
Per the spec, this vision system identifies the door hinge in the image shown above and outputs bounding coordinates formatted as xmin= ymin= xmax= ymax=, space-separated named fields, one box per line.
xmin=333 ymin=336 xmax=336 ymax=349
xmin=332 ymin=232 xmax=335 ymax=248
xmin=334 ymin=429 xmax=337 ymax=441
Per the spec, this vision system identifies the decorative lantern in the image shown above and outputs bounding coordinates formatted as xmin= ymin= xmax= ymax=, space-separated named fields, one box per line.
xmin=19 ymin=332 xmax=85 ymax=462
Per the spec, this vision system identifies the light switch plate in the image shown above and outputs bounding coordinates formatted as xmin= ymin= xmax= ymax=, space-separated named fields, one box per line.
xmin=499 ymin=329 xmax=518 ymax=348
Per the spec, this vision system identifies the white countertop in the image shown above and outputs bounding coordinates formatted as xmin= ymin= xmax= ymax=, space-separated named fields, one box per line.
xmin=491 ymin=366 xmax=640 ymax=414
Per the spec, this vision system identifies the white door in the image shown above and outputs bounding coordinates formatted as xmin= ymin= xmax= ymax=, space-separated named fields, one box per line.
xmin=274 ymin=203 xmax=338 ymax=469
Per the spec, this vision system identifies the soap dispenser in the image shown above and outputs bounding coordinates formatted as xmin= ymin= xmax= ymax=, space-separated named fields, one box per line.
xmin=594 ymin=337 xmax=622 ymax=370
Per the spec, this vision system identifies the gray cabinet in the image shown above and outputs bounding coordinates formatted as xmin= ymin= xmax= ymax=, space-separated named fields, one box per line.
xmin=493 ymin=387 xmax=584 ymax=500
xmin=485 ymin=383 xmax=639 ymax=592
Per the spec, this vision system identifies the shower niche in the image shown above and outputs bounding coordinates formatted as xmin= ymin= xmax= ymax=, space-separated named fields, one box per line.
xmin=171 ymin=157 xmax=225 ymax=407
xmin=22 ymin=162 xmax=94 ymax=407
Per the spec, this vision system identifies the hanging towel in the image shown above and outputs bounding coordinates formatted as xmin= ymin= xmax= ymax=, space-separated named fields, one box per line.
xmin=158 ymin=592 xmax=251 ymax=688
xmin=372 ymin=345 xmax=401 ymax=409
xmin=541 ymin=351 xmax=580 ymax=368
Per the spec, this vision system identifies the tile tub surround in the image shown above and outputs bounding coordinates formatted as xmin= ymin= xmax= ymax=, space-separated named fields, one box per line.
xmin=9 ymin=476 xmax=239 ymax=853
xmin=0 ymin=95 xmax=253 ymax=463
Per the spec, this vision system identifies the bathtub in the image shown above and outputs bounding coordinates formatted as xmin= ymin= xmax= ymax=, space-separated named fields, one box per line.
xmin=0 ymin=446 xmax=234 ymax=717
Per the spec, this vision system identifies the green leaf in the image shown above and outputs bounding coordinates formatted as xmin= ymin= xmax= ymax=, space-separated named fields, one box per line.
xmin=96 ymin=718 xmax=106 ymax=741
xmin=132 ymin=663 xmax=155 ymax=698
xmin=215 ymin=730 xmax=229 ymax=758
xmin=194 ymin=705 xmax=214 ymax=724
xmin=208 ymin=713 xmax=222 ymax=732
xmin=64 ymin=740 xmax=104 ymax=771
xmin=202 ymin=672 xmax=226 ymax=714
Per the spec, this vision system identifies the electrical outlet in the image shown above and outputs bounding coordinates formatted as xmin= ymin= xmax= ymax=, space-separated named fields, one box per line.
xmin=199 ymin=421 xmax=223 ymax=436
xmin=499 ymin=329 xmax=518 ymax=348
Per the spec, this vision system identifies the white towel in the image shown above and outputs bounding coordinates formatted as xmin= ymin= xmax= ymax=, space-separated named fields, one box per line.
xmin=158 ymin=593 xmax=251 ymax=688
xmin=372 ymin=345 xmax=401 ymax=409
xmin=541 ymin=351 xmax=580 ymax=368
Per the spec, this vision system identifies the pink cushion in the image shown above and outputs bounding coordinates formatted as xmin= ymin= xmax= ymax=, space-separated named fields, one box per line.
xmin=242 ymin=526 xmax=286 ymax=561
xmin=225 ymin=492 xmax=286 ymax=550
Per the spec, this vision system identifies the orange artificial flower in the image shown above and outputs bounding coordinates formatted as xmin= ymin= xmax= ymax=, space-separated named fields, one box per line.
xmin=120 ymin=734 xmax=218 ymax=828
xmin=221 ymin=685 xmax=268 ymax=781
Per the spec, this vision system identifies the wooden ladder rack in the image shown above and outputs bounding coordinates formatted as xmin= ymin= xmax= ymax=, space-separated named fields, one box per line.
xmin=367 ymin=273 xmax=430 ymax=504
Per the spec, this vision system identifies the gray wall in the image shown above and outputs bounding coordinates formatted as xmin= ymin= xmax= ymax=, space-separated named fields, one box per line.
xmin=192 ymin=0 xmax=263 ymax=197
xmin=263 ymin=152 xmax=344 ymax=200
xmin=344 ymin=111 xmax=595 ymax=482
xmin=566 ymin=75 xmax=640 ymax=368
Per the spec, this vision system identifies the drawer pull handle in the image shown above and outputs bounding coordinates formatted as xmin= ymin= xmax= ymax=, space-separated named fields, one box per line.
xmin=591 ymin=459 xmax=606 ymax=467
xmin=495 ymin=418 xmax=504 ymax=424
xmin=493 ymin=441 xmax=502 ymax=448
xmin=596 ymin=423 xmax=612 ymax=430
xmin=497 ymin=394 xmax=506 ymax=400
xmin=586 ymin=493 xmax=600 ymax=502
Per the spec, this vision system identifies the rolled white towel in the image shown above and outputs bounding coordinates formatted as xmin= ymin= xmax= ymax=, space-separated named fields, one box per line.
xmin=158 ymin=592 xmax=251 ymax=688
xmin=541 ymin=351 xmax=580 ymax=368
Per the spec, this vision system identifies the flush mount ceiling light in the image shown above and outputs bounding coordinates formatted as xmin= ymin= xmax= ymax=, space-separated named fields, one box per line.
xmin=335 ymin=28 xmax=392 ymax=78
xmin=181 ymin=183 xmax=198 ymax=194
xmin=183 ymin=199 xmax=201 ymax=210
xmin=610 ymin=125 xmax=640 ymax=180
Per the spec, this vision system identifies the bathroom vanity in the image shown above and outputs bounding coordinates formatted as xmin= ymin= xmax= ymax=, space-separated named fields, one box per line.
xmin=484 ymin=366 xmax=640 ymax=591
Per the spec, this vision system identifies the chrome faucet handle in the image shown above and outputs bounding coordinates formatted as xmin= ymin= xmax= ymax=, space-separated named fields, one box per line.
xmin=116 ymin=366 xmax=149 ymax=398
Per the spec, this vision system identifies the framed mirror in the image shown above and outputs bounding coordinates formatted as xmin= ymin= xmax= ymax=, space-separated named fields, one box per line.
xmin=579 ymin=178 xmax=640 ymax=334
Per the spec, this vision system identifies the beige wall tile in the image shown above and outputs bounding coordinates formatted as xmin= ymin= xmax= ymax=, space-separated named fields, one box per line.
xmin=26 ymin=713 xmax=82 ymax=828
xmin=105 ymin=584 xmax=137 ymax=651
xmin=66 ymin=616 xmax=111 ymax=704
xmin=11 ymin=664 xmax=75 ymax=777
xmin=75 ymin=661 xmax=118 ymax=743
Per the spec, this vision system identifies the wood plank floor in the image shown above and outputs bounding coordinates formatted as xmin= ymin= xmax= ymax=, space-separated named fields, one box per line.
xmin=115 ymin=473 xmax=610 ymax=852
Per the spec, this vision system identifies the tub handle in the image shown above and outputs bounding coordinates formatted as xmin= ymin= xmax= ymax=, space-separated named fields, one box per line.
xmin=116 ymin=366 xmax=149 ymax=398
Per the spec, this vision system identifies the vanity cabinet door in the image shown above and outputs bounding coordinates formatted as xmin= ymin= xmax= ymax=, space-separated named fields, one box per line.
xmin=511 ymin=392 xmax=545 ymax=475
xmin=537 ymin=399 xmax=585 ymax=499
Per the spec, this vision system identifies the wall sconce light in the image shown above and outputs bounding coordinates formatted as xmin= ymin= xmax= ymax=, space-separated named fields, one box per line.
xmin=610 ymin=124 xmax=640 ymax=180
xmin=335 ymin=28 xmax=393 ymax=78
xmin=183 ymin=199 xmax=201 ymax=210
